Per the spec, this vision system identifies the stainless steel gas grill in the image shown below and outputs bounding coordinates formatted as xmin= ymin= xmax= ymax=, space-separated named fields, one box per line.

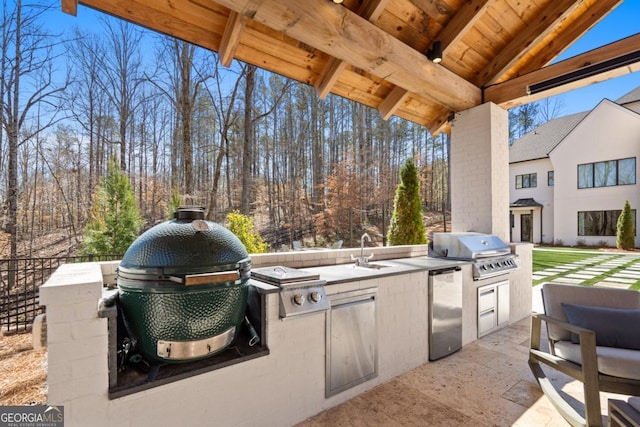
xmin=430 ymin=232 xmax=518 ymax=280
xmin=250 ymin=266 xmax=329 ymax=318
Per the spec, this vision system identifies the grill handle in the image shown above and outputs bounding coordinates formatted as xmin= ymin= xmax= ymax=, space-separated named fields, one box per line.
xmin=169 ymin=271 xmax=240 ymax=286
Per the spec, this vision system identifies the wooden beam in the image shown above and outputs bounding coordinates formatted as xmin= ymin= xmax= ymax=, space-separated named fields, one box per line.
xmin=215 ymin=0 xmax=480 ymax=111
xmin=438 ymin=0 xmax=493 ymax=54
xmin=484 ymin=33 xmax=640 ymax=108
xmin=481 ymin=0 xmax=583 ymax=86
xmin=61 ymin=0 xmax=78 ymax=16
xmin=314 ymin=0 xmax=389 ymax=99
xmin=219 ymin=11 xmax=248 ymax=67
xmin=378 ymin=86 xmax=409 ymax=120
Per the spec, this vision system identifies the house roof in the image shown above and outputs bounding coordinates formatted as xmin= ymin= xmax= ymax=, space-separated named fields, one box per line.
xmin=60 ymin=0 xmax=639 ymax=135
xmin=509 ymin=112 xmax=588 ymax=163
xmin=510 ymin=198 xmax=544 ymax=208
xmin=616 ymin=86 xmax=640 ymax=105
xmin=510 ymin=84 xmax=640 ymax=163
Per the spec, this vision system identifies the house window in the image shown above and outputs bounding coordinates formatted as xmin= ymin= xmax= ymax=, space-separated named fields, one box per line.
xmin=577 ymin=157 xmax=636 ymax=189
xmin=547 ymin=171 xmax=554 ymax=186
xmin=577 ymin=209 xmax=636 ymax=236
xmin=516 ymin=173 xmax=537 ymax=189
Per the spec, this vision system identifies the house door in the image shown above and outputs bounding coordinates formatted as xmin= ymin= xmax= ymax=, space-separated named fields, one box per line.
xmin=521 ymin=214 xmax=532 ymax=242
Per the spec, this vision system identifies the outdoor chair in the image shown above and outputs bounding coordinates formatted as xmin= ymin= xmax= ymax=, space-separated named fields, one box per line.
xmin=529 ymin=283 xmax=640 ymax=427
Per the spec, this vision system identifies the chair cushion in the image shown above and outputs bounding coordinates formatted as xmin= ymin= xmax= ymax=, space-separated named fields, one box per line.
xmin=542 ymin=283 xmax=640 ymax=342
xmin=554 ymin=341 xmax=640 ymax=380
xmin=562 ymin=303 xmax=640 ymax=350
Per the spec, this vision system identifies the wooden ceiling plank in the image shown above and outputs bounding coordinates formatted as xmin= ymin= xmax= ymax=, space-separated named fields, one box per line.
xmin=408 ymin=0 xmax=453 ymax=22
xmin=480 ymin=0 xmax=583 ymax=86
xmin=438 ymin=0 xmax=493 ymax=54
xmin=513 ymin=0 xmax=623 ymax=75
xmin=378 ymin=86 xmax=409 ymax=119
xmin=62 ymin=0 xmax=78 ymax=16
xmin=314 ymin=0 xmax=390 ymax=99
xmin=220 ymin=11 xmax=248 ymax=67
xmin=214 ymin=0 xmax=480 ymax=111
xmin=484 ymin=32 xmax=640 ymax=108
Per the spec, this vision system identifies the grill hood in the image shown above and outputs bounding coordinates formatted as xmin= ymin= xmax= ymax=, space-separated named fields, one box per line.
xmin=431 ymin=232 xmax=511 ymax=259
xmin=118 ymin=207 xmax=250 ymax=282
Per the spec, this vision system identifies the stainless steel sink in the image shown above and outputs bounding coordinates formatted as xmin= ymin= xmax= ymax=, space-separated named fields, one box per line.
xmin=354 ymin=263 xmax=387 ymax=270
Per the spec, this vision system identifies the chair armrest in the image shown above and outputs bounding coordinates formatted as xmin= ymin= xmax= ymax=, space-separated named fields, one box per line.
xmin=530 ymin=312 xmax=599 ymax=383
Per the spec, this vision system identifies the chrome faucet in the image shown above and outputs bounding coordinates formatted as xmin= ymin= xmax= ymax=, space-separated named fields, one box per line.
xmin=352 ymin=233 xmax=374 ymax=265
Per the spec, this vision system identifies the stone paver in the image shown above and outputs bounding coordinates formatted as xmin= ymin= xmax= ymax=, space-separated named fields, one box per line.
xmin=552 ymin=277 xmax=584 ymax=284
xmin=603 ymin=277 xmax=636 ymax=284
xmin=565 ymin=273 xmax=596 ymax=280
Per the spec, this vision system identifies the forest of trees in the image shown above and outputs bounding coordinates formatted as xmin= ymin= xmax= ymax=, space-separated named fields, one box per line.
xmin=0 ymin=1 xmax=560 ymax=258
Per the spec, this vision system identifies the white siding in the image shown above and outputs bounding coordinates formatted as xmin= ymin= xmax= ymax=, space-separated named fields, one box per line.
xmin=549 ymin=100 xmax=640 ymax=247
xmin=509 ymin=158 xmax=554 ymax=243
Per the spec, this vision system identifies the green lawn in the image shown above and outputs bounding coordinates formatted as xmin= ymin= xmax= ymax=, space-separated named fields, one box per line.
xmin=532 ymin=249 xmax=596 ymax=272
xmin=532 ymin=247 xmax=640 ymax=290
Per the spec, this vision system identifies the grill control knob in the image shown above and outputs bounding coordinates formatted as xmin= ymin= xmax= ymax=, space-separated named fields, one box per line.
xmin=292 ymin=293 xmax=305 ymax=306
xmin=309 ymin=291 xmax=322 ymax=303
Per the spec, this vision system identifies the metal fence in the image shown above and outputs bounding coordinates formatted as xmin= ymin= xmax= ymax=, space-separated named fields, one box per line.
xmin=0 ymin=254 xmax=121 ymax=334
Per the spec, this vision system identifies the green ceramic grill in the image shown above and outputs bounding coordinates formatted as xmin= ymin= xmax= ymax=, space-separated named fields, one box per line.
xmin=117 ymin=207 xmax=250 ymax=364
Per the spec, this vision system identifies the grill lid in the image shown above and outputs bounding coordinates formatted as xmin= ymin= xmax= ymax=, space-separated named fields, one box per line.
xmin=119 ymin=206 xmax=250 ymax=281
xmin=431 ymin=232 xmax=510 ymax=259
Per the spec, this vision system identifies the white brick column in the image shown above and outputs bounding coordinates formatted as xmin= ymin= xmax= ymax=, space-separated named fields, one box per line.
xmin=450 ymin=102 xmax=510 ymax=241
xmin=38 ymin=262 xmax=109 ymax=426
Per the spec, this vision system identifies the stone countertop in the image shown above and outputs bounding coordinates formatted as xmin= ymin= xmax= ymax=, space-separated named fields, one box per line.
xmin=286 ymin=256 xmax=469 ymax=285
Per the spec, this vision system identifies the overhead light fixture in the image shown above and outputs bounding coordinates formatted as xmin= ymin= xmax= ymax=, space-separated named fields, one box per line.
xmin=427 ymin=41 xmax=443 ymax=64
xmin=332 ymin=0 xmax=344 ymax=3
xmin=527 ymin=49 xmax=640 ymax=95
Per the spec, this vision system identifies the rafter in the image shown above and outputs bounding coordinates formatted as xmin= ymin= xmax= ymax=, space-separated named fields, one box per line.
xmin=480 ymin=0 xmax=583 ymax=86
xmin=438 ymin=0 xmax=493 ymax=54
xmin=484 ymin=33 xmax=640 ymax=108
xmin=314 ymin=0 xmax=390 ymax=99
xmin=219 ymin=11 xmax=248 ymax=68
xmin=61 ymin=0 xmax=78 ymax=16
xmin=378 ymin=86 xmax=410 ymax=120
xmin=215 ymin=0 xmax=480 ymax=111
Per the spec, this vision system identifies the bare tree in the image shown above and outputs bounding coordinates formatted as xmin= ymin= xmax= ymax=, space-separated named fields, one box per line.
xmin=1 ymin=0 xmax=68 ymax=277
xmin=95 ymin=18 xmax=145 ymax=171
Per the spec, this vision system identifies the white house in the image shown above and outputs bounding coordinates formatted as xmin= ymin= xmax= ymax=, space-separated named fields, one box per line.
xmin=509 ymin=87 xmax=640 ymax=247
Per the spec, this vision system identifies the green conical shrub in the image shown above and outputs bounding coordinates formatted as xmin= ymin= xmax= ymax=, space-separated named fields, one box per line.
xmin=81 ymin=157 xmax=144 ymax=256
xmin=616 ymin=200 xmax=635 ymax=250
xmin=387 ymin=158 xmax=427 ymax=246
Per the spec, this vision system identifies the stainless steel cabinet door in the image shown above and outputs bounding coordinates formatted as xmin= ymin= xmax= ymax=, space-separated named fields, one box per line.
xmin=326 ymin=294 xmax=377 ymax=397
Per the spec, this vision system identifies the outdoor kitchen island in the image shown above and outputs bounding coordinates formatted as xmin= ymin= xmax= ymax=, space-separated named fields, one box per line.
xmin=38 ymin=242 xmax=532 ymax=427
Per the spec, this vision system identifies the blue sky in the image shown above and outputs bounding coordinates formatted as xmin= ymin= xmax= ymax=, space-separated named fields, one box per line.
xmin=54 ymin=1 xmax=640 ymax=117
xmin=549 ymin=0 xmax=640 ymax=115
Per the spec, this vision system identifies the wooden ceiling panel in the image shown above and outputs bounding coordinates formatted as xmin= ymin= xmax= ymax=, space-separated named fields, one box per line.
xmin=70 ymin=0 xmax=632 ymax=135
xmin=375 ymin=5 xmax=435 ymax=52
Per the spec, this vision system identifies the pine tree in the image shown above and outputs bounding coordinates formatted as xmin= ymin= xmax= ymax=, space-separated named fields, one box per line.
xmin=387 ymin=158 xmax=427 ymax=246
xmin=616 ymin=200 xmax=635 ymax=250
xmin=80 ymin=158 xmax=144 ymax=256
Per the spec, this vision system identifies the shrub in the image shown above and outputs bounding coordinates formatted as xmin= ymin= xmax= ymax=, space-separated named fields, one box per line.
xmin=226 ymin=211 xmax=269 ymax=254
xmin=80 ymin=158 xmax=143 ymax=256
xmin=387 ymin=158 xmax=427 ymax=246
xmin=617 ymin=200 xmax=635 ymax=250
